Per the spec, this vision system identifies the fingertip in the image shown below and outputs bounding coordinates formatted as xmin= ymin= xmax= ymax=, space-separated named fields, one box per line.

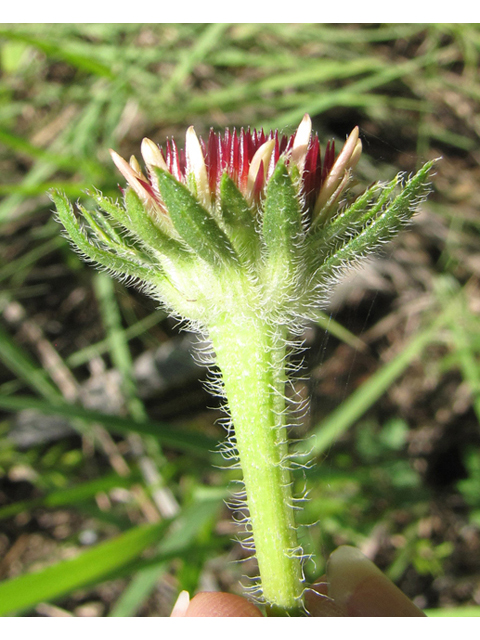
xmin=327 ymin=546 xmax=426 ymax=617
xmin=304 ymin=584 xmax=346 ymax=617
xmin=185 ymin=592 xmax=263 ymax=617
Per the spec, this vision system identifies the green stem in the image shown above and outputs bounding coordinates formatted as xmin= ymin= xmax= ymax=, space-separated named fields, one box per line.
xmin=208 ymin=313 xmax=304 ymax=616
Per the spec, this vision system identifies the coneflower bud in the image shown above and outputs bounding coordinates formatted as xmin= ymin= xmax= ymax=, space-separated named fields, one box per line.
xmin=51 ymin=115 xmax=436 ymax=616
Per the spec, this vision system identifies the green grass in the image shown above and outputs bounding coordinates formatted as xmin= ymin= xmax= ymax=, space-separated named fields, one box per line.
xmin=0 ymin=23 xmax=479 ymax=616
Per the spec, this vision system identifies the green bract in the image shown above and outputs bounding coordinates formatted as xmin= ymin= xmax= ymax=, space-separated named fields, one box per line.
xmin=51 ymin=115 xmax=436 ymax=615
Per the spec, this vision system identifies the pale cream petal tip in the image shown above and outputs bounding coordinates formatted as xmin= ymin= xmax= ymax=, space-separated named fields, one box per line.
xmin=141 ymin=138 xmax=168 ymax=171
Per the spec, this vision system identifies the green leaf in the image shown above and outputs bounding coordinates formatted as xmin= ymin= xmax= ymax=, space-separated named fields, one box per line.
xmin=308 ymin=175 xmax=398 ymax=258
xmin=155 ymin=169 xmax=238 ymax=267
xmin=261 ymin=158 xmax=303 ymax=307
xmin=262 ymin=158 xmax=302 ymax=265
xmin=123 ymin=189 xmax=191 ymax=262
xmin=219 ymin=173 xmax=260 ymax=264
xmin=0 ymin=521 xmax=168 ymax=616
xmin=78 ymin=204 xmax=131 ymax=248
xmin=313 ymin=160 xmax=436 ymax=281
xmin=51 ymin=190 xmax=163 ymax=286
xmin=86 ymin=190 xmax=189 ymax=267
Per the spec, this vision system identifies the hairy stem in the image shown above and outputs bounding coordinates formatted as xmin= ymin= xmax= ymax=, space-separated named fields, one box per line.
xmin=209 ymin=314 xmax=304 ymax=616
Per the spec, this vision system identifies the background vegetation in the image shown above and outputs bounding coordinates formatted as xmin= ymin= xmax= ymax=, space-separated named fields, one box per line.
xmin=0 ymin=23 xmax=479 ymax=617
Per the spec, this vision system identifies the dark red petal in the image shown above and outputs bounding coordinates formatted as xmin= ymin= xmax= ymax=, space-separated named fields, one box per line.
xmin=238 ymin=129 xmax=249 ymax=192
xmin=229 ymin=129 xmax=240 ymax=181
xmin=322 ymin=140 xmax=335 ymax=184
xmin=246 ymin=127 xmax=256 ymax=163
xmin=280 ymin=134 xmax=293 ymax=156
xmin=206 ymin=128 xmax=219 ymax=194
xmin=303 ymin=136 xmax=322 ymax=212
xmin=137 ymin=177 xmax=157 ymax=199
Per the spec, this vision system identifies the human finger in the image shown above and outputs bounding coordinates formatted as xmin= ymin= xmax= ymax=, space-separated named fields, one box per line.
xmin=305 ymin=579 xmax=345 ymax=616
xmin=171 ymin=590 xmax=263 ymax=617
xmin=326 ymin=546 xmax=426 ymax=617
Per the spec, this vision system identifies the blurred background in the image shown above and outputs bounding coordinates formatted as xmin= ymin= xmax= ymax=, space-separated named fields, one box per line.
xmin=0 ymin=23 xmax=479 ymax=617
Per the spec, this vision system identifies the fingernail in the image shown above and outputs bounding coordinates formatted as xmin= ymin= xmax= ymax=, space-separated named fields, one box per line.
xmin=327 ymin=546 xmax=426 ymax=617
xmin=170 ymin=590 xmax=190 ymax=617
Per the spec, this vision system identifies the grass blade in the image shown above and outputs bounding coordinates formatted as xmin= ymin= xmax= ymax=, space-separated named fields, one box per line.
xmin=0 ymin=472 xmax=139 ymax=521
xmin=0 ymin=394 xmax=217 ymax=456
xmin=0 ymin=28 xmax=117 ymax=79
xmin=109 ymin=493 xmax=223 ymax=616
xmin=0 ymin=521 xmax=168 ymax=616
xmin=0 ymin=324 xmax=60 ymax=402
xmin=425 ymin=606 xmax=480 ymax=617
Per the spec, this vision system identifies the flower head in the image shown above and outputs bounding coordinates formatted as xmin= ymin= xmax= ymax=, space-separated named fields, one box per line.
xmin=52 ymin=113 xmax=434 ymax=328
xmin=110 ymin=114 xmax=362 ymax=222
